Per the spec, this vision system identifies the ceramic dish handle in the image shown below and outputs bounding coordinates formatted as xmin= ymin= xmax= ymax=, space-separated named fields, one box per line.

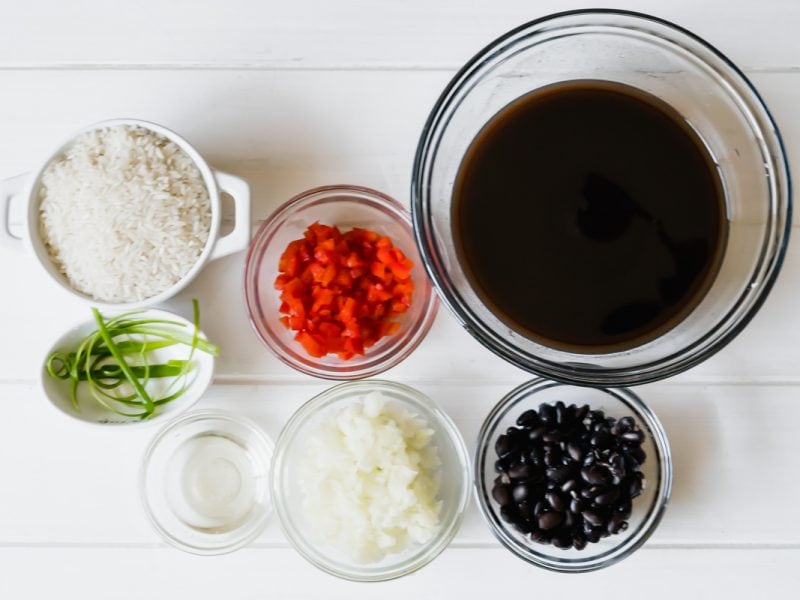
xmin=0 ymin=172 xmax=27 ymax=251
xmin=211 ymin=170 xmax=251 ymax=260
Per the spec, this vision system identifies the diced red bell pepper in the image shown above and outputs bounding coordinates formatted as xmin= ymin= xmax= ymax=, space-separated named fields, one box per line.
xmin=274 ymin=222 xmax=415 ymax=360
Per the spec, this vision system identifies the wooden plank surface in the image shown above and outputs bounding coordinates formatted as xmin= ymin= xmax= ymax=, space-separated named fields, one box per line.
xmin=1 ymin=2 xmax=799 ymax=598
xmin=1 ymin=547 xmax=798 ymax=599
xmin=1 ymin=0 xmax=798 ymax=70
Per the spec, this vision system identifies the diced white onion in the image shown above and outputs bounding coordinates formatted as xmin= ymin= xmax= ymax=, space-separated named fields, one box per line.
xmin=299 ymin=391 xmax=442 ymax=563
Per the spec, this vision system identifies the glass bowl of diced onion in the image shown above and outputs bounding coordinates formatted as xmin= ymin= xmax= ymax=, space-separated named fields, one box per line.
xmin=270 ymin=380 xmax=470 ymax=581
xmin=244 ymin=185 xmax=438 ymax=380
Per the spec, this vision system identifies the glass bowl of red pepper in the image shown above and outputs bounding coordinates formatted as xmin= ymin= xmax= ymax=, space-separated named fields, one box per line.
xmin=245 ymin=185 xmax=438 ymax=379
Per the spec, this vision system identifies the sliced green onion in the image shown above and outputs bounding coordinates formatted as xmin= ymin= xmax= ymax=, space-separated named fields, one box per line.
xmin=44 ymin=300 xmax=219 ymax=420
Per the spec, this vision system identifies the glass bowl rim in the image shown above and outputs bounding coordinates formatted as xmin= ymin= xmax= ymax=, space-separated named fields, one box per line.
xmin=244 ymin=184 xmax=439 ymax=380
xmin=473 ymin=378 xmax=673 ymax=572
xmin=270 ymin=379 xmax=471 ymax=581
xmin=410 ymin=8 xmax=792 ymax=386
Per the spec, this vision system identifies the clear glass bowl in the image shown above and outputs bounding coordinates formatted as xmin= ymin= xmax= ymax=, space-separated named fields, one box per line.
xmin=140 ymin=410 xmax=274 ymax=555
xmin=412 ymin=9 xmax=791 ymax=386
xmin=245 ymin=185 xmax=438 ymax=380
xmin=270 ymin=380 xmax=471 ymax=581
xmin=474 ymin=379 xmax=672 ymax=572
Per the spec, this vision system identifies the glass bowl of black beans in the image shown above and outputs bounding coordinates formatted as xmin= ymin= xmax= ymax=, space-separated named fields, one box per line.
xmin=474 ymin=379 xmax=672 ymax=572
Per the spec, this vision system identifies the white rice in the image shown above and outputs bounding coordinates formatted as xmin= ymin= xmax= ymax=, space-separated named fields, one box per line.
xmin=39 ymin=125 xmax=212 ymax=303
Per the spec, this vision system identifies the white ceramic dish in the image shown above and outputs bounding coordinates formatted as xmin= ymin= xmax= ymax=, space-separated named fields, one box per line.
xmin=40 ymin=308 xmax=215 ymax=427
xmin=0 ymin=118 xmax=251 ymax=310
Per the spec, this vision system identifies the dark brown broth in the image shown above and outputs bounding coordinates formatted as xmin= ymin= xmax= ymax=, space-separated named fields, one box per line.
xmin=453 ymin=80 xmax=728 ymax=352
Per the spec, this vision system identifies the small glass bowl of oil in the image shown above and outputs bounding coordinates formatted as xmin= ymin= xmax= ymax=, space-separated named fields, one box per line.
xmin=140 ymin=409 xmax=273 ymax=554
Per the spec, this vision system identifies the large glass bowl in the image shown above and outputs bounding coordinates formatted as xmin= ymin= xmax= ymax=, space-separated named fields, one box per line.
xmin=474 ymin=379 xmax=672 ymax=572
xmin=245 ymin=185 xmax=438 ymax=380
xmin=270 ymin=380 xmax=471 ymax=581
xmin=412 ymin=9 xmax=791 ymax=386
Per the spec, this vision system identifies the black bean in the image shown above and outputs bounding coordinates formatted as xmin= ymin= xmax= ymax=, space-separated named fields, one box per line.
xmin=508 ymin=463 xmax=535 ymax=481
xmin=581 ymin=466 xmax=610 ymax=485
xmin=607 ymin=515 xmax=629 ymax=535
xmin=629 ymin=447 xmax=647 ymax=465
xmin=544 ymin=452 xmax=560 ymax=467
xmin=585 ymin=528 xmax=603 ymax=543
xmin=618 ymin=416 xmax=635 ymax=432
xmin=529 ymin=529 xmax=549 ymax=543
xmin=582 ymin=510 xmax=604 ymax=527
xmin=573 ymin=534 xmax=588 ymax=551
xmin=492 ymin=482 xmax=512 ymax=506
xmin=500 ymin=506 xmax=515 ymax=523
xmin=512 ymin=484 xmax=529 ymax=503
xmin=616 ymin=499 xmax=633 ymax=518
xmin=538 ymin=511 xmax=563 ymax=530
xmin=495 ymin=434 xmax=512 ymax=457
xmin=546 ymin=491 xmax=567 ymax=512
xmin=589 ymin=410 xmax=605 ymax=423
xmin=563 ymin=510 xmax=574 ymax=529
xmin=494 ymin=473 xmax=509 ymax=485
xmin=544 ymin=466 xmax=568 ymax=485
xmin=595 ymin=488 xmax=621 ymax=506
xmin=539 ymin=403 xmax=556 ymax=426
xmin=561 ymin=478 xmax=579 ymax=493
xmin=517 ymin=500 xmax=533 ymax=520
xmin=555 ymin=401 xmax=566 ymax=426
xmin=570 ymin=497 xmax=586 ymax=514
xmin=608 ymin=464 xmax=626 ymax=484
xmin=513 ymin=520 xmax=533 ymax=534
xmin=543 ymin=431 xmax=564 ymax=443
xmin=553 ymin=534 xmax=572 ymax=549
xmin=622 ymin=430 xmax=644 ymax=445
xmin=516 ymin=409 xmax=540 ymax=428
xmin=575 ymin=404 xmax=590 ymax=422
xmin=528 ymin=426 xmax=547 ymax=441
xmin=525 ymin=449 xmax=542 ymax=467
xmin=567 ymin=442 xmax=583 ymax=462
xmin=588 ymin=485 xmax=607 ymax=498
xmin=590 ymin=431 xmax=613 ymax=449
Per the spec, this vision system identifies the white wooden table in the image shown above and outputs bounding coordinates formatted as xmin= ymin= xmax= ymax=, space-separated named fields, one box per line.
xmin=1 ymin=1 xmax=799 ymax=597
